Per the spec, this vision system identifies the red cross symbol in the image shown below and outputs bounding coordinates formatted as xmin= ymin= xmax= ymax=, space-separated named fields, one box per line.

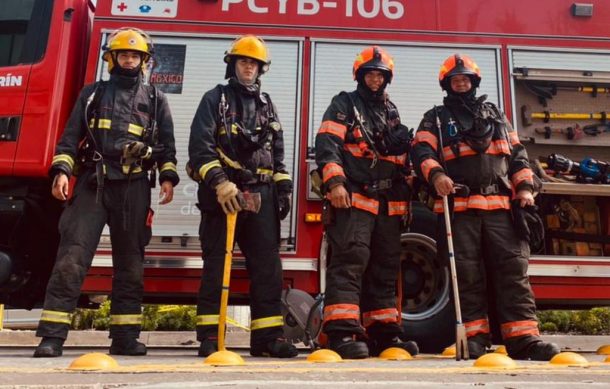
xmin=117 ymin=2 xmax=128 ymax=12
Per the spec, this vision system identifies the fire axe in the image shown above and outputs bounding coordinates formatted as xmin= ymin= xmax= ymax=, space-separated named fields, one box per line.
xmin=443 ymin=194 xmax=469 ymax=361
xmin=216 ymin=192 xmax=261 ymax=353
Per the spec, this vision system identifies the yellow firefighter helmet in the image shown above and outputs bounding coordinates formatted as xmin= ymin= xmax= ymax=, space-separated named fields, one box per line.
xmin=224 ymin=35 xmax=270 ymax=74
xmin=102 ymin=28 xmax=153 ymax=73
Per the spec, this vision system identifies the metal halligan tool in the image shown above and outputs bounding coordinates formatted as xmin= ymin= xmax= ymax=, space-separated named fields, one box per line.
xmin=442 ymin=193 xmax=469 ymax=361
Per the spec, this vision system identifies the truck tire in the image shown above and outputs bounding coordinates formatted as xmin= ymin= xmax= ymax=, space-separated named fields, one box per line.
xmin=400 ymin=202 xmax=454 ymax=353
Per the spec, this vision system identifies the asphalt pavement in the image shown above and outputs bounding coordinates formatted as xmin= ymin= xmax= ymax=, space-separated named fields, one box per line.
xmin=0 ymin=331 xmax=609 ymax=388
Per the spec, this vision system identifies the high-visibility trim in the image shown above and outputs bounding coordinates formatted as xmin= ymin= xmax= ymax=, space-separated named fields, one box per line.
xmin=199 ymin=160 xmax=222 ymax=181
xmin=343 ymin=144 xmax=406 ymax=165
xmin=251 ymin=315 xmax=284 ymax=331
xmin=109 ymin=314 xmax=142 ymax=326
xmin=256 ymin=168 xmax=273 ymax=176
xmin=413 ymin=130 xmax=438 ymax=151
xmin=501 ymin=320 xmax=540 ymax=339
xmin=443 ymin=140 xmax=511 ymax=161
xmin=128 ymin=123 xmax=144 ymax=137
xmin=388 ymin=201 xmax=408 ymax=216
xmin=89 ymin=118 xmax=111 ymax=130
xmin=465 ymin=318 xmax=490 ymax=338
xmin=433 ymin=195 xmax=511 ymax=213
xmin=362 ymin=308 xmax=399 ymax=327
xmin=160 ymin=162 xmax=177 ymax=173
xmin=352 ymin=192 xmax=379 ymax=215
xmin=511 ymin=168 xmax=533 ymax=187
xmin=218 ymin=124 xmax=239 ymax=136
xmin=52 ymin=154 xmax=75 ymax=170
xmin=122 ymin=165 xmax=143 ymax=174
xmin=215 ymin=147 xmax=244 ymax=170
xmin=421 ymin=158 xmax=443 ymax=182
xmin=196 ymin=314 xmax=220 ymax=326
xmin=273 ymin=172 xmax=291 ymax=182
xmin=443 ymin=143 xmax=476 ymax=161
xmin=39 ymin=310 xmax=72 ymax=325
xmin=322 ymin=162 xmax=345 ymax=183
xmin=319 ymin=120 xmax=347 ymax=140
xmin=508 ymin=131 xmax=520 ymax=146
xmin=323 ymin=304 xmax=360 ymax=323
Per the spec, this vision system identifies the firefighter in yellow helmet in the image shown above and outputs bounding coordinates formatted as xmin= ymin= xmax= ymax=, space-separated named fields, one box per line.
xmin=34 ymin=27 xmax=179 ymax=357
xmin=315 ymin=46 xmax=417 ymax=359
xmin=410 ymin=54 xmax=560 ymax=360
xmin=188 ymin=35 xmax=297 ymax=358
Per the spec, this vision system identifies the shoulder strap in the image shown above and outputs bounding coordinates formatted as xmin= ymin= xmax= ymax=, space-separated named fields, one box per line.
xmin=144 ymin=84 xmax=158 ymax=146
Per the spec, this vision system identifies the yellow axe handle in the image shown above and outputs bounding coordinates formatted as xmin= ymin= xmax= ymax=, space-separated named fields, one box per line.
xmin=217 ymin=211 xmax=238 ymax=351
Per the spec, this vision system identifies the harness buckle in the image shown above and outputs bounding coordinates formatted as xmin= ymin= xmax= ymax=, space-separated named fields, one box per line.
xmin=479 ymin=183 xmax=499 ymax=195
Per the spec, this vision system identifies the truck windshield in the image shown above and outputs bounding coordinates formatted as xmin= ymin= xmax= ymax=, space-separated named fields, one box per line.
xmin=0 ymin=0 xmax=52 ymax=67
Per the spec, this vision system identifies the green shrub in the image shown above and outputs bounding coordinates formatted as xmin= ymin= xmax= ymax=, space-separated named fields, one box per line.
xmin=539 ymin=322 xmax=558 ymax=332
xmin=71 ymin=302 xmax=197 ymax=331
xmin=538 ymin=308 xmax=610 ymax=335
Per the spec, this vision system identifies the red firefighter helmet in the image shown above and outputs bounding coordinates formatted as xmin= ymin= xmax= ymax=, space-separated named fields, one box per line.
xmin=438 ymin=53 xmax=481 ymax=91
xmin=353 ymin=46 xmax=394 ymax=83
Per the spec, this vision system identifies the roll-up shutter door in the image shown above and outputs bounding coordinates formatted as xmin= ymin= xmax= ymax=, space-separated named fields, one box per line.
xmin=512 ymin=49 xmax=610 ymax=72
xmin=96 ymin=35 xmax=301 ymax=248
xmin=309 ymin=42 xmax=501 ymax=146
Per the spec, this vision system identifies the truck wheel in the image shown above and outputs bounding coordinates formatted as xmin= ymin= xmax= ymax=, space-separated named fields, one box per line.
xmin=400 ymin=204 xmax=454 ymax=353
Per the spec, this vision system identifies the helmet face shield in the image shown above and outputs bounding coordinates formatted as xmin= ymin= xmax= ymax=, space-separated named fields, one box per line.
xmin=353 ymin=46 xmax=394 ymax=84
xmin=224 ymin=35 xmax=270 ymax=78
xmin=102 ymin=27 xmax=154 ymax=74
xmin=439 ymin=54 xmax=481 ymax=91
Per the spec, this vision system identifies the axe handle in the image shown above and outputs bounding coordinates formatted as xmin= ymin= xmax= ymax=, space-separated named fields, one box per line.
xmin=218 ymin=211 xmax=238 ymax=351
xmin=443 ymin=195 xmax=469 ymax=360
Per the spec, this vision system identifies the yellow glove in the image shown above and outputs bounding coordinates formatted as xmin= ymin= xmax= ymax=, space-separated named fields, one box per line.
xmin=215 ymin=180 xmax=242 ymax=214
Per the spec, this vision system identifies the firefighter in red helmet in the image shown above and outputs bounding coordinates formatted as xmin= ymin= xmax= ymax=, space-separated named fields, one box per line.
xmin=315 ymin=46 xmax=417 ymax=359
xmin=410 ymin=53 xmax=560 ymax=360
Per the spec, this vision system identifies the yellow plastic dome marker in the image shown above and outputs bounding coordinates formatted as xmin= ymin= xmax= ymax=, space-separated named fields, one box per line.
xmin=550 ymin=352 xmax=588 ymax=366
xmin=68 ymin=353 xmax=119 ymax=370
xmin=473 ymin=353 xmax=517 ymax=368
xmin=442 ymin=345 xmax=456 ymax=357
xmin=494 ymin=345 xmax=508 ymax=355
xmin=379 ymin=347 xmax=413 ymax=361
xmin=204 ymin=212 xmax=245 ymax=366
xmin=596 ymin=345 xmax=610 ymax=355
xmin=307 ymin=349 xmax=342 ymax=363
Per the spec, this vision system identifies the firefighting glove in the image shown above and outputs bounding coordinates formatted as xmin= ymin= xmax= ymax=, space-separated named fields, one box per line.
xmin=123 ymin=141 xmax=152 ymax=161
xmin=511 ymin=199 xmax=545 ymax=251
xmin=215 ymin=180 xmax=242 ymax=214
xmin=278 ymin=192 xmax=291 ymax=221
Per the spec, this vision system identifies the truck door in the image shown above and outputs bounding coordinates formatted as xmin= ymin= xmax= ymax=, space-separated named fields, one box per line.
xmin=0 ymin=0 xmax=53 ymax=175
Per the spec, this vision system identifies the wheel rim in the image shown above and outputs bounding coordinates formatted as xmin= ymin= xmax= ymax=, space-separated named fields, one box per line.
xmin=400 ymin=233 xmax=450 ymax=321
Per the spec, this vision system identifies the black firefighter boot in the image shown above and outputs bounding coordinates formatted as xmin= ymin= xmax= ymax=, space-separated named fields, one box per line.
xmin=370 ymin=336 xmax=419 ymax=357
xmin=329 ymin=333 xmax=369 ymax=359
xmin=198 ymin=337 xmax=218 ymax=357
xmin=33 ymin=337 xmax=65 ymax=358
xmin=467 ymin=339 xmax=489 ymax=359
xmin=250 ymin=338 xmax=298 ymax=358
xmin=524 ymin=341 xmax=561 ymax=361
xmin=109 ymin=338 xmax=147 ymax=356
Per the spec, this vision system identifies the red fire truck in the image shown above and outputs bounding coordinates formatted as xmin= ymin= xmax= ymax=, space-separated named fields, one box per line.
xmin=2 ymin=0 xmax=610 ymax=351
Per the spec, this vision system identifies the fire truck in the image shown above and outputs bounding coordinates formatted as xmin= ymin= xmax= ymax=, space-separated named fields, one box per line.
xmin=2 ymin=0 xmax=610 ymax=352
